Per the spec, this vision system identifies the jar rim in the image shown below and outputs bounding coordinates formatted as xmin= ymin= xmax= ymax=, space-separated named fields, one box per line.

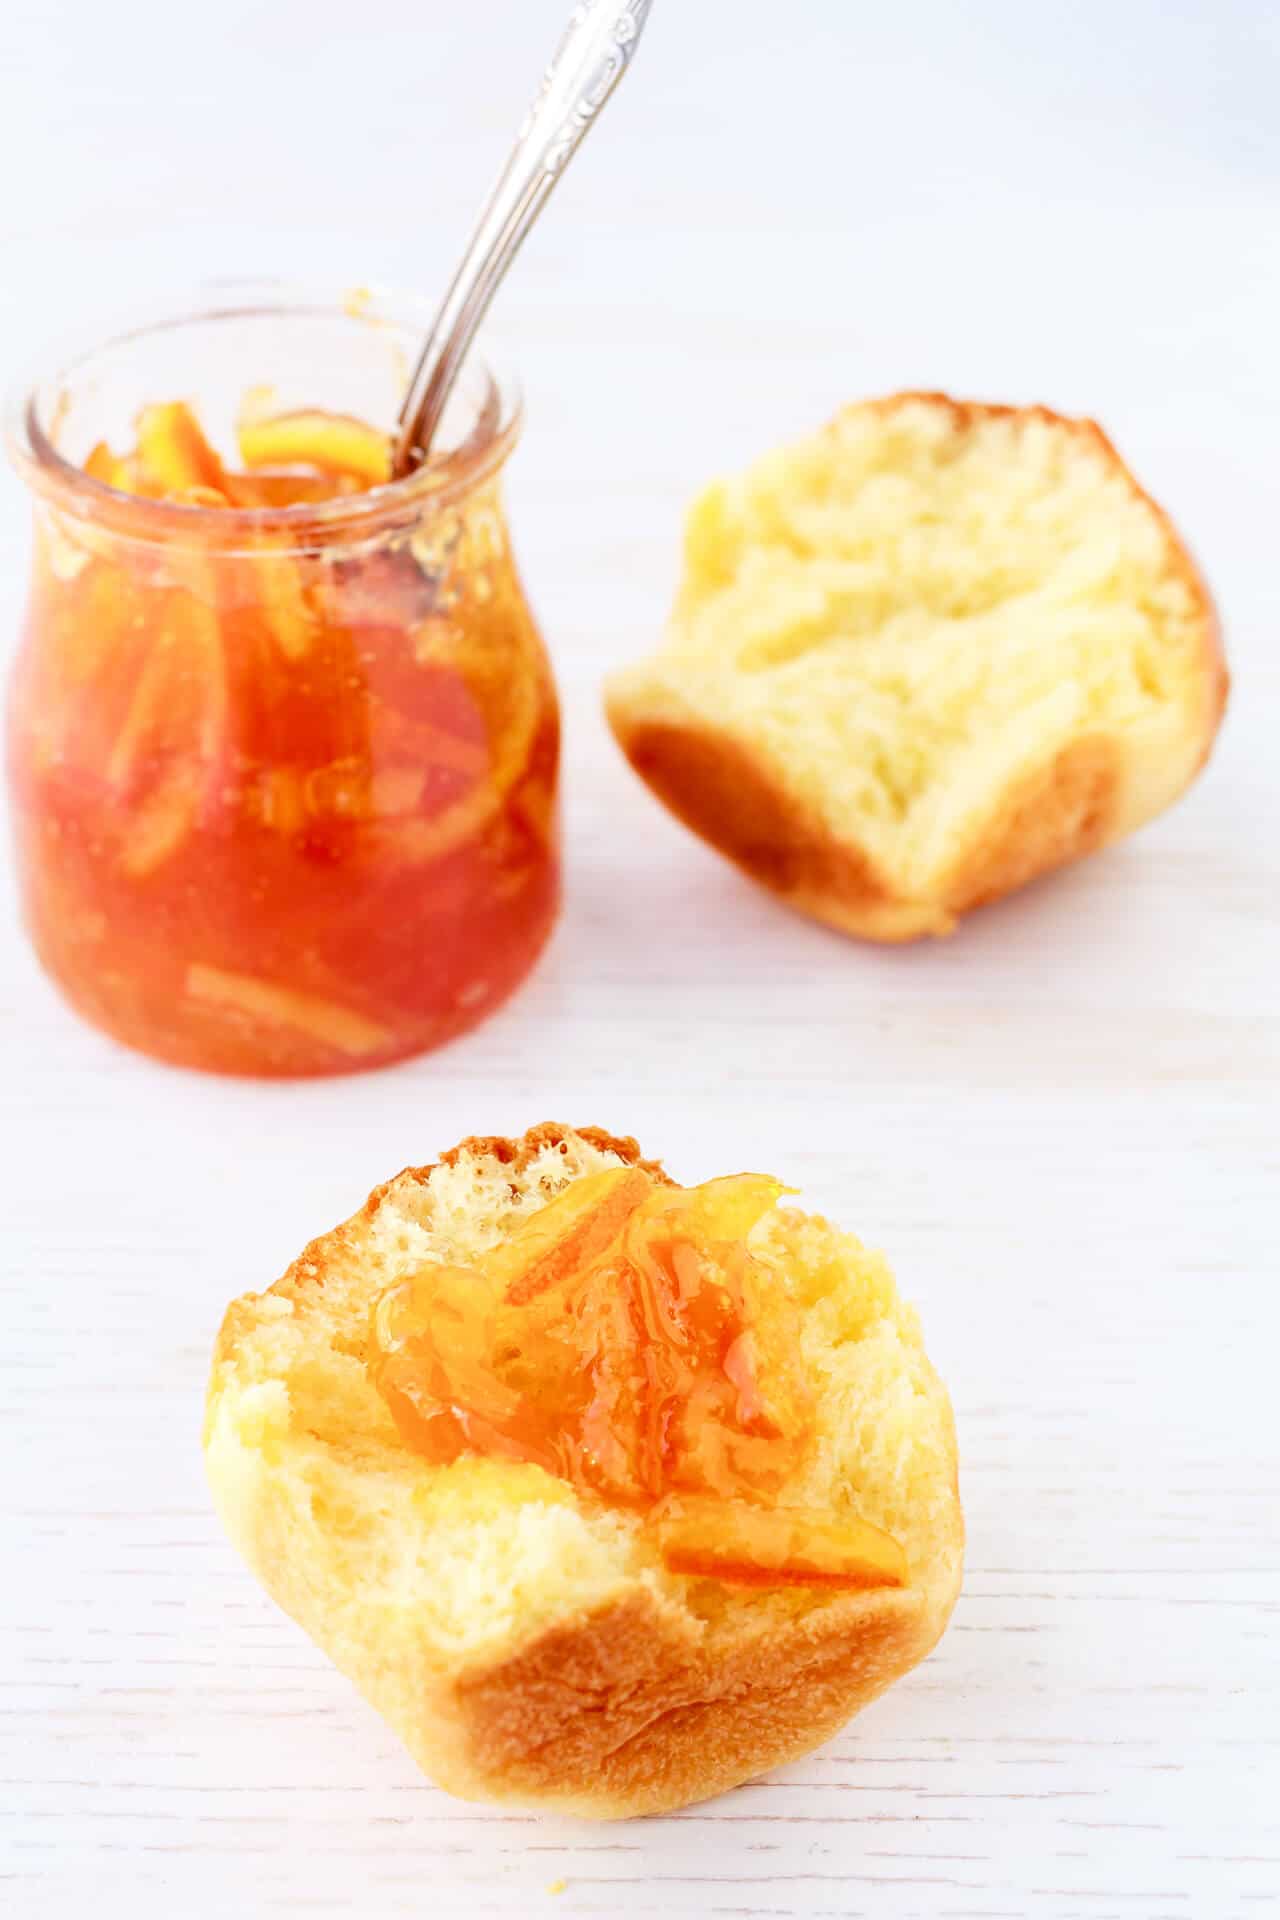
xmin=4 ymin=279 xmax=523 ymax=550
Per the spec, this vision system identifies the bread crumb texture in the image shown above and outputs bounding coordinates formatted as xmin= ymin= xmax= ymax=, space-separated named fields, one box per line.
xmin=206 ymin=1124 xmax=962 ymax=1816
xmin=606 ymin=394 xmax=1227 ymax=941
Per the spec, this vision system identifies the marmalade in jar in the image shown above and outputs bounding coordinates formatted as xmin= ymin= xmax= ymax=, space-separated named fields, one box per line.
xmin=6 ymin=338 xmax=559 ymax=1075
xmin=370 ymin=1168 xmax=908 ymax=1590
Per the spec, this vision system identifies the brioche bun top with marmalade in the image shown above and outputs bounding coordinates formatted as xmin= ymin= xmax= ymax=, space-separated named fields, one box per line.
xmin=205 ymin=1124 xmax=963 ymax=1818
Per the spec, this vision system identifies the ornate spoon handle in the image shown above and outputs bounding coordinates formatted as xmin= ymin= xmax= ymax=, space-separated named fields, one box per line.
xmin=393 ymin=0 xmax=656 ymax=477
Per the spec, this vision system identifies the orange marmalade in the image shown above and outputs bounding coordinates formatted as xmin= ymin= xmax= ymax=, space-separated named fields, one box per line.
xmin=370 ymin=1169 xmax=908 ymax=1589
xmin=6 ymin=364 xmax=558 ymax=1075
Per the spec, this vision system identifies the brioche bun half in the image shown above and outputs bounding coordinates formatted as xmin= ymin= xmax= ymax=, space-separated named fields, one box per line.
xmin=606 ymin=393 xmax=1227 ymax=942
xmin=205 ymin=1124 xmax=963 ymax=1817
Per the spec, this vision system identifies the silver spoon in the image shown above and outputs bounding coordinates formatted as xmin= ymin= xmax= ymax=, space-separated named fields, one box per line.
xmin=392 ymin=0 xmax=656 ymax=480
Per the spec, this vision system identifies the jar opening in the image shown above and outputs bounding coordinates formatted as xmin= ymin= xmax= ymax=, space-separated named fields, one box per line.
xmin=4 ymin=281 xmax=522 ymax=551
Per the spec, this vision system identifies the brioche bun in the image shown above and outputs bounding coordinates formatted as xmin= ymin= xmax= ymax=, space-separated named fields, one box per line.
xmin=606 ymin=393 xmax=1227 ymax=942
xmin=205 ymin=1125 xmax=962 ymax=1817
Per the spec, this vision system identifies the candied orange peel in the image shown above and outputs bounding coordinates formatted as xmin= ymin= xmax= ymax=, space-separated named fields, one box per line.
xmin=369 ymin=1169 xmax=907 ymax=1591
xmin=185 ymin=965 xmax=393 ymax=1058
xmin=134 ymin=402 xmax=230 ymax=499
xmin=85 ymin=398 xmax=393 ymax=509
xmin=654 ymin=1498 xmax=907 ymax=1590
xmin=236 ymin=408 xmax=391 ymax=489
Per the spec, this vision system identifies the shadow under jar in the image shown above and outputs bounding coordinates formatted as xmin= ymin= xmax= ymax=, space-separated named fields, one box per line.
xmin=5 ymin=286 xmax=560 ymax=1076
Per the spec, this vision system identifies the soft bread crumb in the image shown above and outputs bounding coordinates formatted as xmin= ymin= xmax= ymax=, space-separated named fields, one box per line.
xmin=205 ymin=1124 xmax=962 ymax=1816
xmin=606 ymin=394 xmax=1226 ymax=941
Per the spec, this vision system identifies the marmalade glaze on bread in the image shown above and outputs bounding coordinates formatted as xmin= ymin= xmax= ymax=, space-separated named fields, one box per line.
xmin=606 ymin=394 xmax=1227 ymax=942
xmin=205 ymin=1124 xmax=963 ymax=1817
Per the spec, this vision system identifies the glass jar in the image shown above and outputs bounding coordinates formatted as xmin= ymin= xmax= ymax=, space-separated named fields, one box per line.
xmin=4 ymin=285 xmax=560 ymax=1076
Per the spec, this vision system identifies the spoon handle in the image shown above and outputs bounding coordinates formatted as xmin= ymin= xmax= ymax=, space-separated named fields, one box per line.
xmin=393 ymin=0 xmax=656 ymax=476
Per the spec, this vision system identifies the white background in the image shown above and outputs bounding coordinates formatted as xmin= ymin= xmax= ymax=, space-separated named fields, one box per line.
xmin=1 ymin=2 xmax=1277 ymax=1916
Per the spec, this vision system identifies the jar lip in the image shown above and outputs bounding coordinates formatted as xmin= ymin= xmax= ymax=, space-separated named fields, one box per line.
xmin=4 ymin=278 xmax=523 ymax=549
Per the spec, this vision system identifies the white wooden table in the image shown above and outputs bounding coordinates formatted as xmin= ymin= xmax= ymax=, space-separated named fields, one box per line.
xmin=2 ymin=3 xmax=1277 ymax=1915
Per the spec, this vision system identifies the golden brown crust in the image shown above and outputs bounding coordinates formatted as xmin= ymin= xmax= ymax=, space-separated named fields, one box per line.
xmin=607 ymin=392 xmax=1228 ymax=945
xmin=610 ymin=714 xmax=952 ymax=943
xmin=206 ymin=1124 xmax=963 ymax=1818
xmin=451 ymin=1563 xmax=943 ymax=1817
xmin=438 ymin=1122 xmax=672 ymax=1185
xmin=939 ymin=733 xmax=1119 ymax=915
xmin=363 ymin=1121 xmax=672 ymax=1214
